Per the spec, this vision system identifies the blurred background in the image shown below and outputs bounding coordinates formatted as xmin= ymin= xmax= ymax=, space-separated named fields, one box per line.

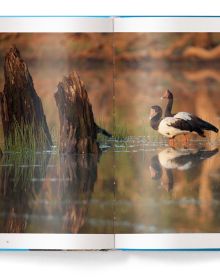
xmin=115 ymin=33 xmax=220 ymax=137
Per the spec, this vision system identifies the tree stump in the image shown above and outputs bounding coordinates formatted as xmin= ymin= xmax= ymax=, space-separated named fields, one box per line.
xmin=55 ymin=71 xmax=99 ymax=154
xmin=0 ymin=46 xmax=52 ymax=150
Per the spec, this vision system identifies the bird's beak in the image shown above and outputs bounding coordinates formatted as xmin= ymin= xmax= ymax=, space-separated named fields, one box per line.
xmin=162 ymin=90 xmax=168 ymax=99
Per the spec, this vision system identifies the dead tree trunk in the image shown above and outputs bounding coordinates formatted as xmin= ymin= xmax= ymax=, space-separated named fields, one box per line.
xmin=55 ymin=71 xmax=99 ymax=154
xmin=0 ymin=46 xmax=52 ymax=150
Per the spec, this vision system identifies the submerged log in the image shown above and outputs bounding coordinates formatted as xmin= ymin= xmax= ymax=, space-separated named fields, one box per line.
xmin=0 ymin=46 xmax=52 ymax=149
xmin=55 ymin=71 xmax=99 ymax=154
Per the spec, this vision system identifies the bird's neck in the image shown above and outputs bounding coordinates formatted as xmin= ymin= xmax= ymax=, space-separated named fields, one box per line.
xmin=164 ymin=98 xmax=173 ymax=117
xmin=165 ymin=169 xmax=174 ymax=192
xmin=150 ymin=115 xmax=161 ymax=130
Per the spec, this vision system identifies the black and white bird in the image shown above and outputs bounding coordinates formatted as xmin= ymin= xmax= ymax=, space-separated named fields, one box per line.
xmin=149 ymin=105 xmax=203 ymax=146
xmin=161 ymin=89 xmax=219 ymax=144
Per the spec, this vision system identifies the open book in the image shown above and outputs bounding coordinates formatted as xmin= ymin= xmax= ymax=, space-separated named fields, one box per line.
xmin=0 ymin=16 xmax=220 ymax=250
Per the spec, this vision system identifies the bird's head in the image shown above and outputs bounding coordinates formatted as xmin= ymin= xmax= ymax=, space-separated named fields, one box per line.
xmin=162 ymin=89 xmax=173 ymax=100
xmin=149 ymin=105 xmax=162 ymax=120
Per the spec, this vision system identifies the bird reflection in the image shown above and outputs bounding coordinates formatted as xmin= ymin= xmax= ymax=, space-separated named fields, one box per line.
xmin=149 ymin=147 xmax=219 ymax=192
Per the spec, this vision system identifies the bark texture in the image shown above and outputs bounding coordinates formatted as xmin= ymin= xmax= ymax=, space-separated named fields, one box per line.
xmin=55 ymin=71 xmax=99 ymax=154
xmin=0 ymin=46 xmax=52 ymax=149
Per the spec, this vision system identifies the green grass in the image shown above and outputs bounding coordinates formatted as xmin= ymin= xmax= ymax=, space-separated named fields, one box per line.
xmin=96 ymin=116 xmax=129 ymax=144
xmin=5 ymin=118 xmax=51 ymax=152
xmin=96 ymin=116 xmax=112 ymax=144
xmin=113 ymin=122 xmax=129 ymax=141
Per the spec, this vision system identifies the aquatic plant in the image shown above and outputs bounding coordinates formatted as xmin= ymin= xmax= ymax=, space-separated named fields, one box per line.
xmin=5 ymin=118 xmax=52 ymax=152
xmin=96 ymin=116 xmax=113 ymax=146
xmin=113 ymin=122 xmax=129 ymax=141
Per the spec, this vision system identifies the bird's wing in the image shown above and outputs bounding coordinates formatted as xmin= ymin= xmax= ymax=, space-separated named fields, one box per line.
xmin=166 ymin=117 xmax=194 ymax=132
xmin=174 ymin=112 xmax=193 ymax=121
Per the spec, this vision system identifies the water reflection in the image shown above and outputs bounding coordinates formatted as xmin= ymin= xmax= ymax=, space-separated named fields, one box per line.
xmin=150 ymin=147 xmax=219 ymax=192
xmin=0 ymin=152 xmax=50 ymax=233
xmin=0 ymin=151 xmax=114 ymax=233
xmin=114 ymin=141 xmax=220 ymax=233
xmin=59 ymin=154 xmax=98 ymax=233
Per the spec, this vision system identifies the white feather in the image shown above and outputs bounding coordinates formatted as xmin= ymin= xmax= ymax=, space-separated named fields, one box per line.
xmin=158 ymin=148 xmax=193 ymax=170
xmin=174 ymin=112 xmax=192 ymax=121
xmin=158 ymin=148 xmax=181 ymax=169
xmin=158 ymin=117 xmax=189 ymax=138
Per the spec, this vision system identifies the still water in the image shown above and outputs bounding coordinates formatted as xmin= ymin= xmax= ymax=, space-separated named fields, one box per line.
xmin=0 ymin=138 xmax=220 ymax=234
xmin=114 ymin=138 xmax=220 ymax=233
xmin=0 ymin=149 xmax=115 ymax=233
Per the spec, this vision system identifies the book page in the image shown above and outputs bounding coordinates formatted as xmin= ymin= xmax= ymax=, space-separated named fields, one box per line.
xmin=114 ymin=17 xmax=220 ymax=250
xmin=0 ymin=17 xmax=114 ymax=250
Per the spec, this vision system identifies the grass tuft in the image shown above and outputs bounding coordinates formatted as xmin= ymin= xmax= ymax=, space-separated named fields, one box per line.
xmin=5 ymin=117 xmax=51 ymax=152
xmin=113 ymin=122 xmax=129 ymax=141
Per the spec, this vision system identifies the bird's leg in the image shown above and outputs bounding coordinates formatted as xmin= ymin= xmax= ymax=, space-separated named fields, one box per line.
xmin=168 ymin=138 xmax=175 ymax=147
xmin=183 ymin=134 xmax=189 ymax=148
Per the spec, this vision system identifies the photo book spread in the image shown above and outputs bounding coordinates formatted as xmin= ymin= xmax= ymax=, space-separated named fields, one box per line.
xmin=1 ymin=16 xmax=220 ymax=250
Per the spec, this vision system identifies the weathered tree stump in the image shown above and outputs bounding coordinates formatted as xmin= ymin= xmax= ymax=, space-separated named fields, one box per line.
xmin=0 ymin=46 xmax=52 ymax=150
xmin=55 ymin=71 xmax=99 ymax=154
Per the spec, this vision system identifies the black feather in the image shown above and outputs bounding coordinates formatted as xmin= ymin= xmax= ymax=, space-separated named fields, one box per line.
xmin=172 ymin=148 xmax=219 ymax=167
xmin=191 ymin=116 xmax=219 ymax=133
xmin=167 ymin=118 xmax=205 ymax=137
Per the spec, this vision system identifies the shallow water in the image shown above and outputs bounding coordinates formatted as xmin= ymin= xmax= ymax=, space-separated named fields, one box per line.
xmin=115 ymin=139 xmax=220 ymax=233
xmin=0 ymin=149 xmax=115 ymax=233
xmin=1 ymin=138 xmax=220 ymax=234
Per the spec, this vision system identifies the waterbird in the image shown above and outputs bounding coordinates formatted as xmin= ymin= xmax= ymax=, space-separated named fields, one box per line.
xmin=149 ymin=105 xmax=205 ymax=147
xmin=161 ymin=89 xmax=219 ymax=145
